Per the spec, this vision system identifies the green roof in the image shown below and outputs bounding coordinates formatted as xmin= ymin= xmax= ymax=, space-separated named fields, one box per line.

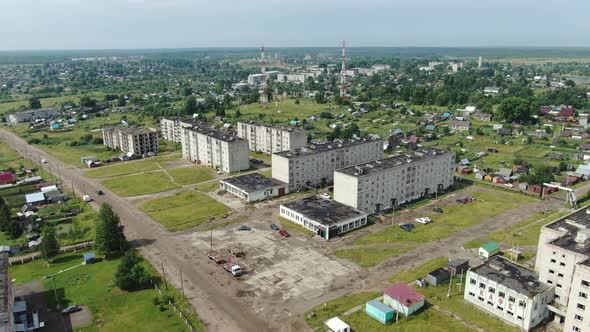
xmin=481 ymin=241 xmax=500 ymax=252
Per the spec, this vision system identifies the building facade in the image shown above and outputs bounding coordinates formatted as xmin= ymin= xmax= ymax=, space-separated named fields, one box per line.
xmin=101 ymin=126 xmax=160 ymax=156
xmin=333 ymin=148 xmax=455 ymax=213
xmin=159 ymin=117 xmax=195 ymax=143
xmin=219 ymin=173 xmax=288 ymax=203
xmin=279 ymin=195 xmax=369 ymax=240
xmin=535 ymin=207 xmax=590 ymax=331
xmin=236 ymin=121 xmax=307 ymax=155
xmin=181 ymin=126 xmax=249 ymax=173
xmin=272 ymin=139 xmax=383 ymax=191
xmin=8 ymin=108 xmax=58 ymax=124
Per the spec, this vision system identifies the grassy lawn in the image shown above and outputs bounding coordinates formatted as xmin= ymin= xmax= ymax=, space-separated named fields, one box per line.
xmin=195 ymin=181 xmax=219 ymax=193
xmin=139 ymin=191 xmax=231 ymax=231
xmin=258 ymin=169 xmax=272 ymax=178
xmin=250 ymin=151 xmax=271 ymax=163
xmin=333 ymin=246 xmax=416 ymax=268
xmin=9 ymin=251 xmax=199 ymax=332
xmin=85 ymin=160 xmax=161 ymax=178
xmin=167 ymin=166 xmax=215 ymax=186
xmin=101 ymin=171 xmax=180 ymax=197
xmin=305 ymin=292 xmax=381 ymax=329
xmin=277 ymin=216 xmax=315 ymax=237
xmin=389 ymin=258 xmax=449 ymax=284
xmin=0 ymin=95 xmax=82 ymax=115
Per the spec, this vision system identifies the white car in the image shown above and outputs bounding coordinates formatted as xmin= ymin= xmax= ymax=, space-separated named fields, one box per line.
xmin=320 ymin=193 xmax=331 ymax=199
xmin=414 ymin=217 xmax=432 ymax=224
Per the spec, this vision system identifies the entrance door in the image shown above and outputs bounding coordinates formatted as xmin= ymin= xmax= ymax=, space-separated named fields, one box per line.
xmin=278 ymin=187 xmax=285 ymax=196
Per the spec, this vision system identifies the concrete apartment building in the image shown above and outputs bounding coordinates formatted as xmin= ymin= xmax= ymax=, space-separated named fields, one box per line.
xmin=8 ymin=108 xmax=58 ymax=124
xmin=535 ymin=207 xmax=590 ymax=331
xmin=464 ymin=256 xmax=554 ymax=331
xmin=333 ymin=148 xmax=455 ymax=213
xmin=271 ymin=139 xmax=383 ymax=191
xmin=159 ymin=117 xmax=195 ymax=143
xmin=101 ymin=126 xmax=160 ymax=156
xmin=181 ymin=125 xmax=249 ymax=173
xmin=236 ymin=121 xmax=307 ymax=154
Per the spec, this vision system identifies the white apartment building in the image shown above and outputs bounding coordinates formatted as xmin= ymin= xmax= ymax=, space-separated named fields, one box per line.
xmin=181 ymin=125 xmax=249 ymax=173
xmin=271 ymin=139 xmax=383 ymax=191
xmin=279 ymin=195 xmax=369 ymax=240
xmin=8 ymin=108 xmax=58 ymax=124
xmin=464 ymin=256 xmax=554 ymax=331
xmin=236 ymin=121 xmax=307 ymax=154
xmin=535 ymin=207 xmax=590 ymax=331
xmin=159 ymin=117 xmax=195 ymax=143
xmin=101 ymin=126 xmax=160 ymax=156
xmin=333 ymin=148 xmax=455 ymax=213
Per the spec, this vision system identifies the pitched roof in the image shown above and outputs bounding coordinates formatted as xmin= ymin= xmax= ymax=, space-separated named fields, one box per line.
xmin=481 ymin=241 xmax=500 ymax=252
xmin=383 ymin=283 xmax=424 ymax=307
xmin=0 ymin=172 xmax=15 ymax=184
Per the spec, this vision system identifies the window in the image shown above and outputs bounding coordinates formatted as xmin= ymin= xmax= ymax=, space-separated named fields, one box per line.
xmin=468 ymin=292 xmax=475 ymax=297
xmin=496 ymin=305 xmax=503 ymax=311
xmin=478 ymin=297 xmax=484 ymax=302
xmin=579 ymin=292 xmax=588 ymax=299
xmin=489 ymin=287 xmax=495 ymax=294
xmin=507 ymin=311 xmax=514 ymax=316
xmin=575 ymin=314 xmax=583 ymax=322
xmin=470 ymin=278 xmax=477 ymax=285
xmin=557 ymin=284 xmax=562 ymax=288
xmin=509 ymin=296 xmax=516 ymax=303
xmin=479 ymin=283 xmax=486 ymax=289
xmin=547 ymin=280 xmax=553 ymax=285
xmin=551 ymin=259 xmax=557 ymax=263
xmin=573 ymin=326 xmax=581 ymax=332
xmin=560 ymin=262 xmax=566 ymax=267
xmin=549 ymin=270 xmax=555 ymax=274
xmin=498 ymin=291 xmax=505 ymax=298
xmin=487 ymin=301 xmax=493 ymax=306
xmin=558 ymin=273 xmax=564 ymax=277
xmin=577 ymin=303 xmax=586 ymax=311
xmin=582 ymin=280 xmax=590 ymax=287
xmin=517 ymin=316 xmax=523 ymax=321
xmin=518 ymin=300 xmax=526 ymax=308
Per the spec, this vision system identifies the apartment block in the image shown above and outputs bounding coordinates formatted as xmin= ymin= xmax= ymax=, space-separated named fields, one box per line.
xmin=181 ymin=125 xmax=249 ymax=173
xmin=8 ymin=108 xmax=58 ymax=124
xmin=101 ymin=126 xmax=159 ymax=156
xmin=333 ymin=148 xmax=455 ymax=213
xmin=464 ymin=256 xmax=554 ymax=331
xmin=535 ymin=207 xmax=590 ymax=331
xmin=271 ymin=139 xmax=383 ymax=191
xmin=160 ymin=117 xmax=195 ymax=143
xmin=236 ymin=121 xmax=307 ymax=154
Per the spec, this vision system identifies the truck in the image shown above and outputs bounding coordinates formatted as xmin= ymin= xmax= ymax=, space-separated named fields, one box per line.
xmin=207 ymin=250 xmax=226 ymax=264
xmin=223 ymin=262 xmax=242 ymax=277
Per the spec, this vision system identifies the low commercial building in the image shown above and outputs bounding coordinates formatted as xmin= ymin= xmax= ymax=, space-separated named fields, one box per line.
xmin=272 ymin=139 xmax=383 ymax=191
xmin=279 ymin=195 xmax=369 ymax=240
xmin=383 ymin=283 xmax=425 ymax=316
xmin=219 ymin=173 xmax=288 ymax=203
xmin=479 ymin=241 xmax=501 ymax=261
xmin=464 ymin=256 xmax=554 ymax=331
xmin=102 ymin=126 xmax=160 ymax=156
xmin=8 ymin=108 xmax=58 ymax=124
xmin=181 ymin=125 xmax=249 ymax=173
xmin=333 ymin=148 xmax=455 ymax=213
xmin=159 ymin=117 xmax=195 ymax=143
xmin=236 ymin=121 xmax=307 ymax=154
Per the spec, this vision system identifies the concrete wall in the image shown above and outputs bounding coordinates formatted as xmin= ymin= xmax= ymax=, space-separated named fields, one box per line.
xmin=564 ymin=264 xmax=590 ymax=332
xmin=333 ymin=171 xmax=358 ymax=209
xmin=271 ymin=154 xmax=290 ymax=184
xmin=383 ymin=295 xmax=424 ymax=317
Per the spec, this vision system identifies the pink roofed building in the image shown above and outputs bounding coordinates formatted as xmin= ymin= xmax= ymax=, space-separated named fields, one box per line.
xmin=0 ymin=171 xmax=16 ymax=184
xmin=383 ymin=283 xmax=425 ymax=316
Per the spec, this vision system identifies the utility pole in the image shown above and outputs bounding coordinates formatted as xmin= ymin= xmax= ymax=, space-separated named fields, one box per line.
xmin=459 ymin=271 xmax=463 ymax=293
xmin=179 ymin=267 xmax=185 ymax=297
xmin=161 ymin=262 xmax=168 ymax=290
xmin=447 ymin=272 xmax=453 ymax=298
xmin=51 ymin=276 xmax=60 ymax=310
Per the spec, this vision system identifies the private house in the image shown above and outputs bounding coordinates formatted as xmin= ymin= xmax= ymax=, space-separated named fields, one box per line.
xmin=0 ymin=171 xmax=16 ymax=184
xmin=383 ymin=283 xmax=425 ymax=317
xmin=450 ymin=120 xmax=471 ymax=132
xmin=479 ymin=241 xmax=501 ymax=261
xmin=473 ymin=112 xmax=492 ymax=122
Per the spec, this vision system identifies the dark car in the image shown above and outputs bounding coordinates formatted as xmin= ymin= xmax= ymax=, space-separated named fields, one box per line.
xmin=399 ymin=224 xmax=414 ymax=232
xmin=433 ymin=207 xmax=444 ymax=213
xmin=279 ymin=229 xmax=291 ymax=237
xmin=270 ymin=223 xmax=280 ymax=231
xmin=61 ymin=305 xmax=81 ymax=314
xmin=96 ymin=190 xmax=104 ymax=195
xmin=238 ymin=225 xmax=251 ymax=231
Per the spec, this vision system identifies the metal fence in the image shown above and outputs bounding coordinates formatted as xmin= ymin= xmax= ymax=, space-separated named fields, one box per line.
xmin=8 ymin=241 xmax=93 ymax=266
xmin=154 ymin=284 xmax=198 ymax=332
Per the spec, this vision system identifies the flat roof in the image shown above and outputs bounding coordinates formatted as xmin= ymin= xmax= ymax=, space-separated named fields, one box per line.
xmin=186 ymin=124 xmax=244 ymax=143
xmin=366 ymin=300 xmax=394 ymax=313
xmin=104 ymin=126 xmax=158 ymax=135
xmin=238 ymin=120 xmax=305 ymax=133
xmin=0 ymin=253 xmax=9 ymax=332
xmin=336 ymin=148 xmax=453 ymax=177
xmin=221 ymin=173 xmax=285 ymax=193
xmin=545 ymin=208 xmax=590 ymax=256
xmin=471 ymin=256 xmax=551 ymax=297
xmin=274 ymin=139 xmax=381 ymax=159
xmin=282 ymin=195 xmax=367 ymax=227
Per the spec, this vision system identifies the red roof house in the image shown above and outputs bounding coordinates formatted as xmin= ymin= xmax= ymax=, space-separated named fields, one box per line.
xmin=0 ymin=171 xmax=16 ymax=184
xmin=383 ymin=283 xmax=425 ymax=316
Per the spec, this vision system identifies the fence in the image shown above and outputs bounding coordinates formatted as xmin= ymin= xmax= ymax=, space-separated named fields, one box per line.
xmin=8 ymin=241 xmax=93 ymax=266
xmin=154 ymin=284 xmax=198 ymax=332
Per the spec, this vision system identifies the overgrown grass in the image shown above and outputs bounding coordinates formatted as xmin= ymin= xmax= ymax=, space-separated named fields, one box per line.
xmin=167 ymin=166 xmax=215 ymax=185
xmin=304 ymin=292 xmax=381 ymax=329
xmin=195 ymin=181 xmax=219 ymax=193
xmin=278 ymin=216 xmax=315 ymax=237
xmin=101 ymin=171 xmax=180 ymax=197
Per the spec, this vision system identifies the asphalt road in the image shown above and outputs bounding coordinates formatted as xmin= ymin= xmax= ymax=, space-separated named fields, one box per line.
xmin=0 ymin=128 xmax=274 ymax=332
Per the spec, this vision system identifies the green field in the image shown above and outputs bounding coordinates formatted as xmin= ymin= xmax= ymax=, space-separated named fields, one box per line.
xmin=258 ymin=169 xmax=272 ymax=178
xmin=139 ymin=190 xmax=231 ymax=231
xmin=167 ymin=166 xmax=215 ymax=185
xmin=101 ymin=171 xmax=180 ymax=197
xmin=0 ymin=95 xmax=83 ymax=115
xmin=195 ymin=181 xmax=219 ymax=193
xmin=9 ymin=251 xmax=200 ymax=332
xmin=85 ymin=160 xmax=160 ymax=178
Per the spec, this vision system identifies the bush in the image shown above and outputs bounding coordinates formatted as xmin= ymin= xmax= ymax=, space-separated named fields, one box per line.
xmin=114 ymin=250 xmax=151 ymax=291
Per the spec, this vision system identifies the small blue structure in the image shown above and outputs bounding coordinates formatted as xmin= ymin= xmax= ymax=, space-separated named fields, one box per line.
xmin=83 ymin=252 xmax=96 ymax=265
xmin=50 ymin=123 xmax=60 ymax=130
xmin=365 ymin=300 xmax=395 ymax=324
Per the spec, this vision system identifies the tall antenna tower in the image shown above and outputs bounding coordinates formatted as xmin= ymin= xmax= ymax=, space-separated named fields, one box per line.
xmin=339 ymin=40 xmax=348 ymax=98
xmin=259 ymin=46 xmax=269 ymax=106
xmin=478 ymin=56 xmax=482 ymax=69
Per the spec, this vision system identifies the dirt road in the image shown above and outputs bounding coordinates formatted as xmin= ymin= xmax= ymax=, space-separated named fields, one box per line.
xmin=0 ymin=128 xmax=274 ymax=332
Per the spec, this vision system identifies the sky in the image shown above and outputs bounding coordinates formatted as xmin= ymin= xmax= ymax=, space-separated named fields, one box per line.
xmin=1 ymin=0 xmax=589 ymax=50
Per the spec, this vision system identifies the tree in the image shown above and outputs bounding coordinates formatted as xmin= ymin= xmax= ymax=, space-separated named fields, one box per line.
xmin=79 ymin=96 xmax=97 ymax=108
xmin=521 ymin=166 xmax=555 ymax=185
xmin=114 ymin=250 xmax=151 ymax=291
xmin=497 ymin=97 xmax=532 ymax=123
xmin=234 ymin=109 xmax=241 ymax=118
xmin=183 ymin=96 xmax=197 ymax=115
xmin=29 ymin=98 xmax=41 ymax=109
xmin=40 ymin=225 xmax=60 ymax=263
xmin=117 ymin=95 xmax=126 ymax=107
xmin=0 ymin=199 xmax=10 ymax=232
xmin=95 ymin=203 xmax=127 ymax=258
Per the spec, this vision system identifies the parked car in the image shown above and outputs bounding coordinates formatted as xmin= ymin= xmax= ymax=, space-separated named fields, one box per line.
xmin=279 ymin=229 xmax=291 ymax=237
xmin=238 ymin=225 xmax=251 ymax=231
xmin=96 ymin=190 xmax=104 ymax=195
xmin=320 ymin=192 xmax=331 ymax=199
xmin=270 ymin=223 xmax=279 ymax=231
xmin=41 ymin=159 xmax=48 ymax=164
xmin=399 ymin=224 xmax=414 ymax=232
xmin=414 ymin=217 xmax=432 ymax=224
xmin=61 ymin=305 xmax=81 ymax=314
xmin=433 ymin=207 xmax=444 ymax=213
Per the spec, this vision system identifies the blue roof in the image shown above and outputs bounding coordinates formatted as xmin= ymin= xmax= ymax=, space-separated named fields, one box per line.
xmin=83 ymin=253 xmax=96 ymax=259
xmin=443 ymin=112 xmax=451 ymax=117
xmin=366 ymin=300 xmax=394 ymax=314
xmin=25 ymin=192 xmax=45 ymax=203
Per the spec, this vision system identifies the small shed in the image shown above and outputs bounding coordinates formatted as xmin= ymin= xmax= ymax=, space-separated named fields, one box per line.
xmin=447 ymin=259 xmax=469 ymax=276
xmin=426 ymin=268 xmax=450 ymax=286
xmin=324 ymin=317 xmax=350 ymax=332
xmin=83 ymin=252 xmax=96 ymax=265
xmin=25 ymin=192 xmax=45 ymax=205
xmin=365 ymin=300 xmax=395 ymax=324
xmin=383 ymin=283 xmax=425 ymax=317
xmin=479 ymin=241 xmax=501 ymax=261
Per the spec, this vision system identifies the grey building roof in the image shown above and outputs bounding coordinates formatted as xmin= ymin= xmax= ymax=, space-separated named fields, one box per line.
xmin=471 ymin=256 xmax=551 ymax=297
xmin=221 ymin=173 xmax=285 ymax=193
xmin=238 ymin=120 xmax=305 ymax=133
xmin=336 ymin=148 xmax=454 ymax=177
xmin=105 ymin=126 xmax=158 ymax=135
xmin=274 ymin=139 xmax=381 ymax=159
xmin=450 ymin=120 xmax=471 ymax=127
xmin=25 ymin=192 xmax=45 ymax=204
xmin=282 ymin=195 xmax=367 ymax=227
xmin=185 ymin=124 xmax=244 ymax=143
xmin=0 ymin=253 xmax=9 ymax=332
xmin=544 ymin=208 xmax=590 ymax=256
xmin=448 ymin=259 xmax=469 ymax=268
